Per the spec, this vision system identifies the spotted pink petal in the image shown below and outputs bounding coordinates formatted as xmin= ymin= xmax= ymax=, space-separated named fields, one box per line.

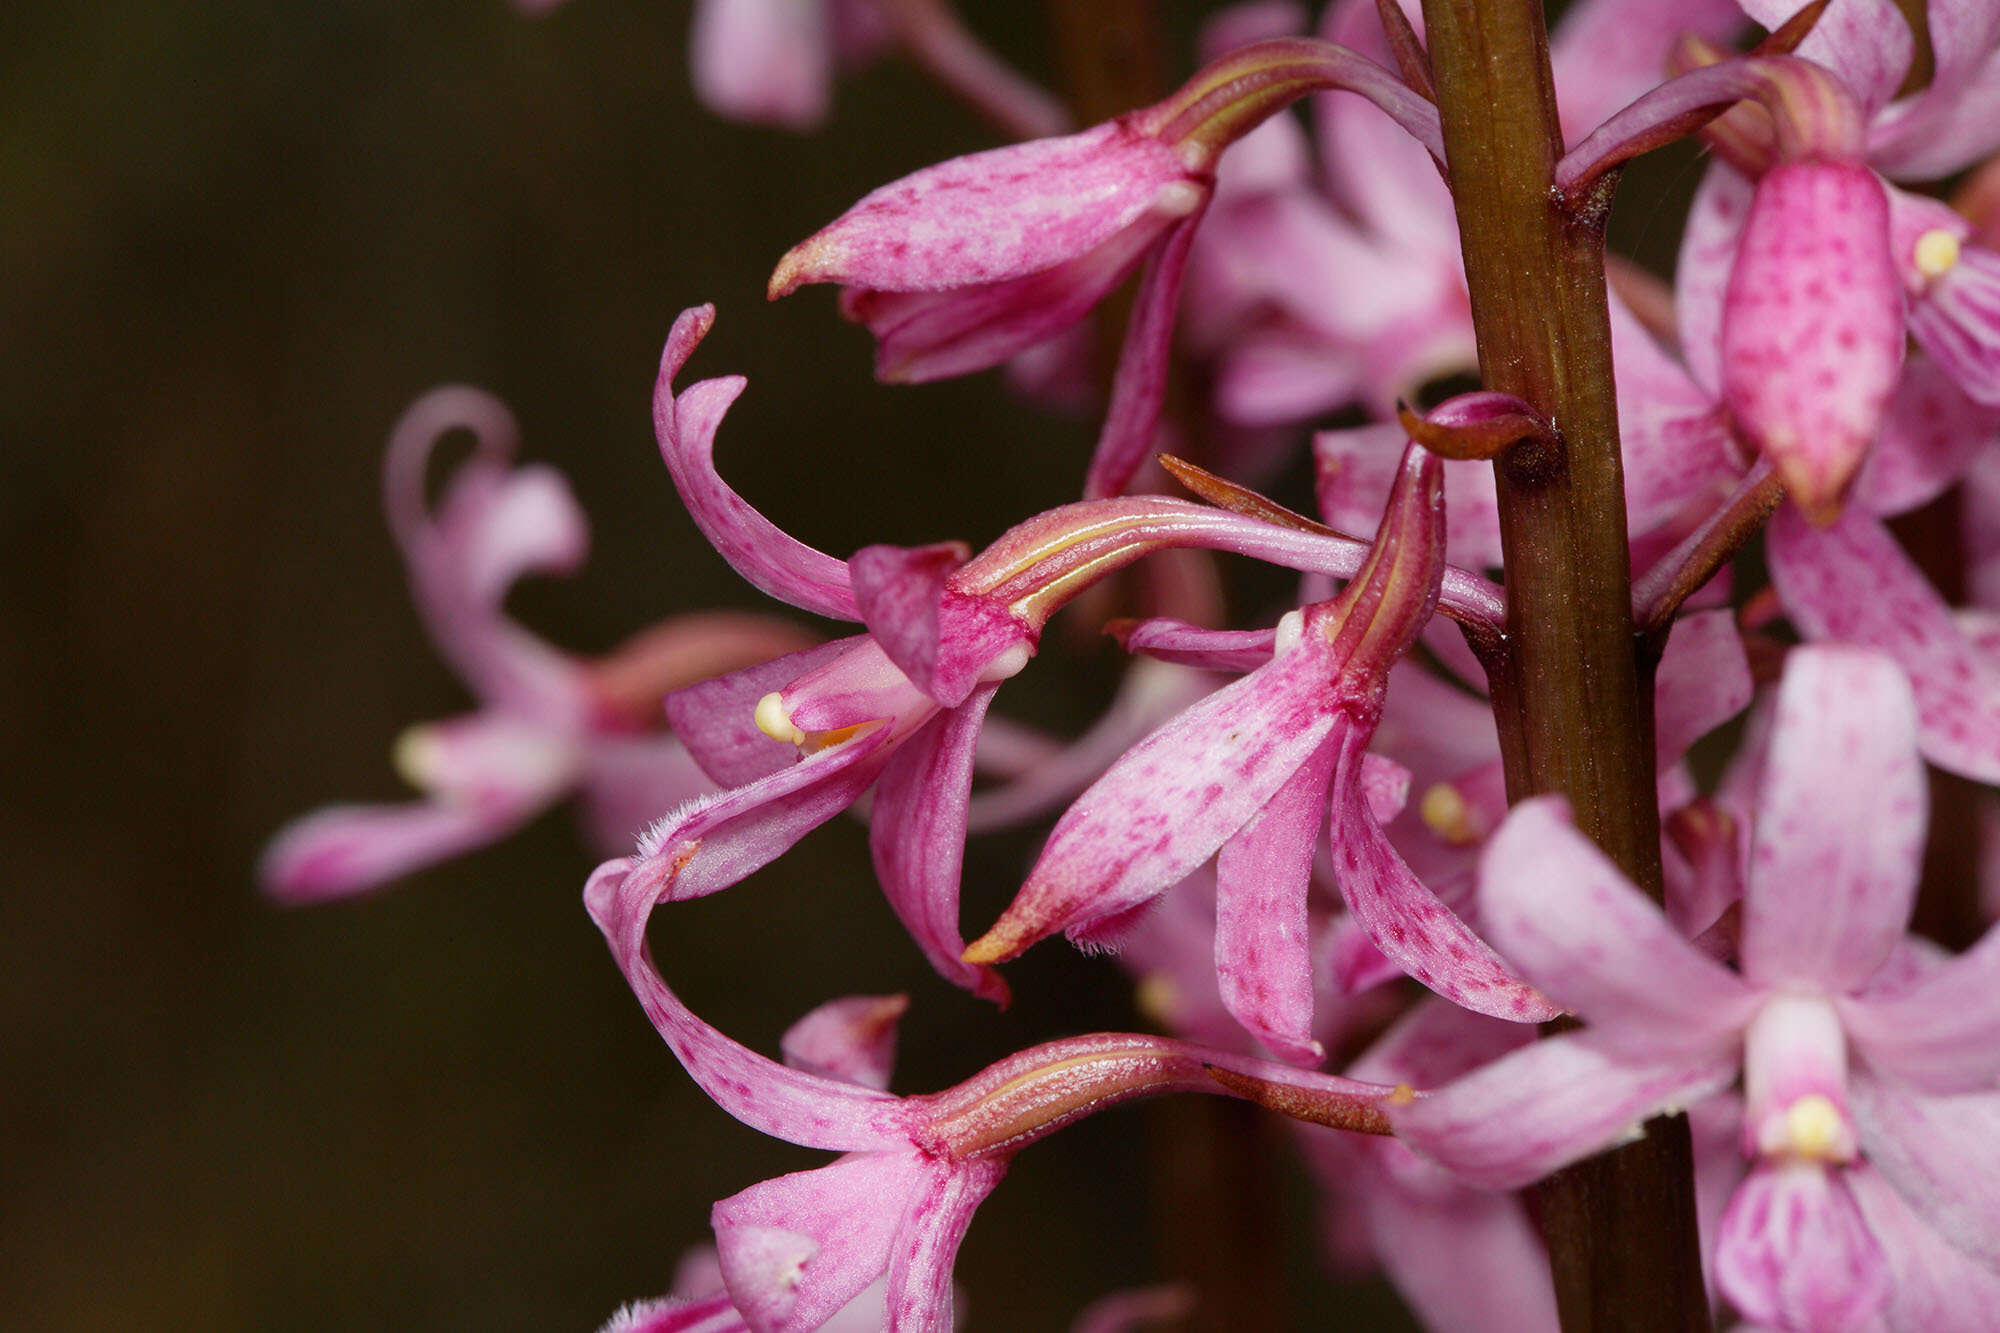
xmin=1739 ymin=646 xmax=1926 ymax=992
xmin=1214 ymin=732 xmax=1339 ymax=1065
xmin=870 ymin=688 xmax=1011 ymax=1003
xmin=880 ymin=1156 xmax=1009 ymax=1333
xmin=770 ymin=120 xmax=1195 ymax=296
xmin=1721 ymin=161 xmax=1903 ymax=519
xmin=1768 ymin=503 xmax=2000 ymax=783
xmin=1328 ymin=732 xmax=1559 ymax=1023
xmin=583 ymin=858 xmax=905 ymax=1152
xmin=655 ymin=307 xmax=861 ymax=623
xmin=1389 ymin=1029 xmax=1738 ymax=1190
xmin=1849 ymin=1077 xmax=2000 ymax=1274
xmin=781 ymin=994 xmax=908 ymax=1092
xmin=666 ymin=638 xmax=869 ymax=787
xmin=1714 ymin=1161 xmax=1890 ymax=1333
xmin=1908 ymin=244 xmax=2000 ymax=409
xmin=259 ymin=800 xmax=522 ymax=904
xmin=1841 ymin=920 xmax=2000 ymax=1093
xmin=966 ymin=642 xmax=1343 ymax=961
xmin=1675 ymin=163 xmax=1753 ymax=397
xmin=713 ymin=1152 xmax=934 ymax=1333
xmin=1856 ymin=354 xmax=1999 ymax=515
xmin=1476 ymin=796 xmax=1757 ymax=1055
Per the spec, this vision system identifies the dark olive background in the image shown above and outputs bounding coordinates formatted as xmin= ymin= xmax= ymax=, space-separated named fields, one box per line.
xmin=0 ymin=1 xmax=1679 ymax=1328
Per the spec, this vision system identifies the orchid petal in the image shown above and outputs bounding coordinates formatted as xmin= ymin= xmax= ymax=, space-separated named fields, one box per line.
xmin=1742 ymin=0 xmax=1914 ymax=111
xmin=1390 ymin=1030 xmax=1738 ymax=1190
xmin=1850 ymin=1078 xmax=2000 ymax=1273
xmin=966 ymin=642 xmax=1341 ymax=962
xmin=583 ymin=859 xmax=904 ymax=1151
xmin=771 ymin=121 xmax=1193 ymax=295
xmin=1329 ymin=733 xmax=1559 ymax=1023
xmin=781 ymin=994 xmax=908 ymax=1092
xmin=1856 ymin=354 xmax=1999 ymax=515
xmin=632 ymin=726 xmax=894 ymax=904
xmin=1215 ymin=732 xmax=1339 ymax=1065
xmin=871 ymin=687 xmax=1010 ymax=1003
xmin=1365 ymin=1187 xmax=1559 ymax=1333
xmin=259 ymin=800 xmax=520 ymax=904
xmin=1114 ymin=618 xmax=1276 ymax=673
xmin=1769 ymin=504 xmax=2000 ymax=783
xmin=849 ymin=545 xmax=1027 ymax=708
xmin=1676 ymin=164 xmax=1753 ymax=397
xmin=1086 ymin=206 xmax=1208 ymax=499
xmin=1315 ymin=424 xmax=1504 ymax=573
xmin=1653 ymin=608 xmax=1753 ymax=766
xmin=1868 ymin=6 xmax=2000 ymax=178
xmin=1847 ymin=1163 xmax=2000 ymax=1331
xmin=714 ymin=1152 xmax=929 ymax=1332
xmin=655 ymin=307 xmax=860 ymax=623
xmin=666 ymin=639 xmax=870 ymax=787
xmin=1548 ymin=0 xmax=1747 ymax=147
xmin=1722 ymin=162 xmax=1902 ymax=520
xmin=596 ymin=1293 xmax=742 ymax=1333
xmin=1477 ymin=796 xmax=1758 ymax=1054
xmin=882 ymin=1157 xmax=1008 ymax=1333
xmin=1714 ymin=1161 xmax=1890 ymax=1333
xmin=1907 ymin=246 xmax=2000 ymax=409
xmin=689 ymin=0 xmax=832 ymax=131
xmin=1740 ymin=645 xmax=1924 ymax=991
xmin=1842 ymin=920 xmax=2000 ymax=1093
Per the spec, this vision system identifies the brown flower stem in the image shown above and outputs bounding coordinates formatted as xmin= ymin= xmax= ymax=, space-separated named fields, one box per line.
xmin=1417 ymin=1 xmax=1708 ymax=1329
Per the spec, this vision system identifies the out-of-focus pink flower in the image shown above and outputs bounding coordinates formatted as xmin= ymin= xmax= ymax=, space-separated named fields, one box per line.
xmin=1394 ymin=646 xmax=2000 ymax=1332
xmin=963 ymin=443 xmax=1557 ymax=1062
xmin=583 ymin=858 xmax=1397 ymax=1333
xmin=258 ymin=387 xmax=812 ymax=903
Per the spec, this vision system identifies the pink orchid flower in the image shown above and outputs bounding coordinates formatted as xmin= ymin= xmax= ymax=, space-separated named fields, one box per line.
xmin=768 ymin=35 xmax=1442 ymax=497
xmin=624 ymin=305 xmax=1501 ymax=1002
xmin=1393 ymin=646 xmax=2000 ymax=1331
xmin=259 ymin=387 xmax=809 ymax=903
xmin=962 ymin=443 xmax=1557 ymax=1064
xmin=583 ymin=858 xmax=1396 ymax=1333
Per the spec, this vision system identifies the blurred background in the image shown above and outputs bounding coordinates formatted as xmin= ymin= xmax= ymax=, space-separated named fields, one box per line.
xmin=0 ymin=2 xmax=1436 ymax=1328
xmin=3 ymin=0 xmax=1716 ymax=1327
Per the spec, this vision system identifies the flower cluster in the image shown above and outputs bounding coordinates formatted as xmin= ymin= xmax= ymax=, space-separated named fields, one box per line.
xmin=275 ymin=1 xmax=2000 ymax=1329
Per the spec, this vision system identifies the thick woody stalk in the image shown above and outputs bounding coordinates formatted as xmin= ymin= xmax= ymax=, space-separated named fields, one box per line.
xmin=1416 ymin=1 xmax=1707 ymax=1329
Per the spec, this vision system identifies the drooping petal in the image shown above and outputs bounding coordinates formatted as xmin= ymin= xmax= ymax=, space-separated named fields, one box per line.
xmin=1389 ymin=1029 xmax=1739 ymax=1190
xmin=1714 ymin=1161 xmax=1890 ymax=1333
xmin=1086 ymin=205 xmax=1209 ymax=499
xmin=1768 ymin=504 xmax=2000 ymax=783
xmin=666 ymin=639 xmax=870 ymax=787
xmin=1476 ymin=796 xmax=1758 ymax=1055
xmin=870 ymin=687 xmax=1010 ymax=1003
xmin=770 ymin=120 xmax=1195 ymax=295
xmin=655 ymin=307 xmax=861 ymax=622
xmin=1736 ymin=646 xmax=1925 ymax=991
xmin=259 ymin=800 xmax=522 ymax=904
xmin=963 ymin=641 xmax=1341 ymax=963
xmin=1721 ymin=161 xmax=1903 ymax=520
xmin=881 ymin=1156 xmax=1008 ymax=1333
xmin=689 ymin=0 xmax=833 ymax=131
xmin=1214 ymin=732 xmax=1339 ymax=1065
xmin=714 ymin=1152 xmax=930 ymax=1333
xmin=1849 ymin=1077 xmax=2000 ymax=1273
xmin=781 ymin=994 xmax=909 ymax=1092
xmin=1842 ymin=920 xmax=2000 ymax=1093
xmin=1329 ymin=733 xmax=1558 ymax=1023
xmin=583 ymin=859 xmax=905 ymax=1152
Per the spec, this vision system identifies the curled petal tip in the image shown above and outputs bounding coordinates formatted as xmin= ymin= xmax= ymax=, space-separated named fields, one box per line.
xmin=767 ymin=245 xmax=814 ymax=300
xmin=960 ymin=919 xmax=1032 ymax=966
